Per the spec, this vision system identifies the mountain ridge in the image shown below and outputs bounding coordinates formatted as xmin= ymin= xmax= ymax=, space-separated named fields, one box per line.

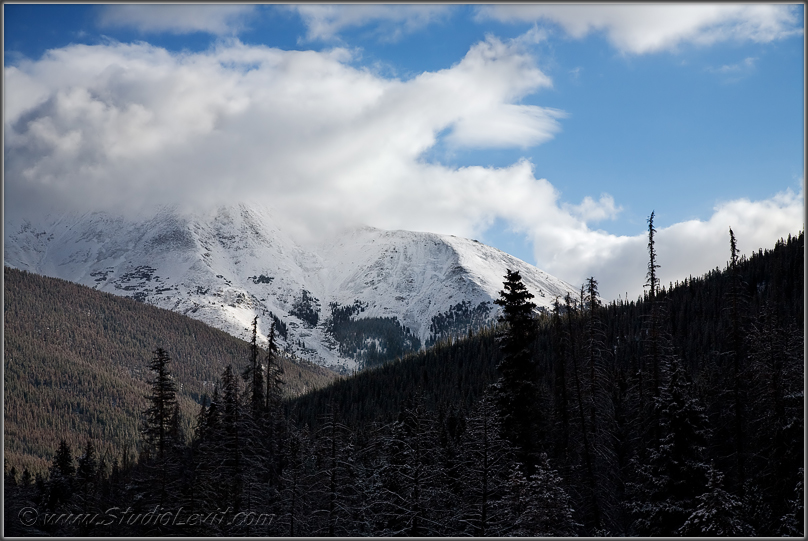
xmin=4 ymin=203 xmax=579 ymax=371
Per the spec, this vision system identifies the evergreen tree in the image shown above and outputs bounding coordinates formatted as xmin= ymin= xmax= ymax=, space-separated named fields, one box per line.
xmin=265 ymin=321 xmax=283 ymax=413
xmin=309 ymin=404 xmax=359 ymax=536
xmin=219 ymin=364 xmax=245 ymax=513
xmin=76 ymin=439 xmax=98 ymax=500
xmin=779 ymin=467 xmax=804 ymax=536
xmin=141 ymin=347 xmax=178 ymax=462
xmin=724 ymin=227 xmax=749 ymax=493
xmin=139 ymin=347 xmax=181 ymax=510
xmin=644 ymin=211 xmax=663 ymax=401
xmin=551 ymin=297 xmax=571 ymax=470
xmin=244 ymin=316 xmax=265 ymax=416
xmin=500 ymin=454 xmax=579 ymax=536
xmin=629 ymin=357 xmax=711 ymax=535
xmin=368 ymin=397 xmax=451 ymax=536
xmin=745 ymin=303 xmax=804 ymax=532
xmin=74 ymin=439 xmax=100 ymax=535
xmin=276 ymin=423 xmax=317 ymax=537
xmin=458 ymin=393 xmax=514 ymax=536
xmin=493 ymin=269 xmax=541 ymax=469
xmin=679 ymin=464 xmax=755 ymax=536
xmin=46 ymin=439 xmax=76 ymax=510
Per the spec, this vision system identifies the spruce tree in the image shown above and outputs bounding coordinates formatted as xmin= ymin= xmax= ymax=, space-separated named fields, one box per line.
xmin=725 ymin=227 xmax=748 ymax=493
xmin=500 ymin=454 xmax=579 ymax=536
xmin=46 ymin=439 xmax=76 ymax=510
xmin=629 ymin=357 xmax=711 ymax=535
xmin=679 ymin=465 xmax=754 ymax=536
xmin=245 ymin=316 xmax=265 ymax=416
xmin=458 ymin=393 xmax=514 ymax=536
xmin=141 ymin=347 xmax=178 ymax=462
xmin=493 ymin=269 xmax=540 ymax=469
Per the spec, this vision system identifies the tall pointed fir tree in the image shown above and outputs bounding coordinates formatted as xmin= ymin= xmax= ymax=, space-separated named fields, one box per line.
xmin=678 ymin=464 xmax=755 ymax=536
xmin=550 ymin=297 xmax=571 ymax=471
xmin=722 ymin=227 xmax=749 ymax=494
xmin=276 ymin=423 xmax=317 ymax=537
xmin=638 ymin=210 xmax=677 ymax=450
xmin=493 ymin=269 xmax=541 ymax=470
xmin=744 ymin=302 xmax=803 ymax=533
xmin=644 ymin=211 xmax=662 ymax=400
xmin=629 ymin=357 xmax=711 ymax=536
xmin=244 ymin=316 xmax=265 ymax=417
xmin=367 ymin=396 xmax=451 ymax=536
xmin=309 ymin=404 xmax=359 ymax=536
xmin=499 ymin=453 xmax=579 ymax=536
xmin=263 ymin=321 xmax=286 ymax=487
xmin=265 ymin=321 xmax=283 ymax=413
xmin=46 ymin=439 xmax=76 ymax=511
xmin=458 ymin=392 xmax=514 ymax=536
xmin=140 ymin=347 xmax=182 ymax=508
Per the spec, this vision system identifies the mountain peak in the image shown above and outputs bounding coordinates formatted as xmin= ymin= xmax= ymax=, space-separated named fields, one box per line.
xmin=5 ymin=204 xmax=578 ymax=371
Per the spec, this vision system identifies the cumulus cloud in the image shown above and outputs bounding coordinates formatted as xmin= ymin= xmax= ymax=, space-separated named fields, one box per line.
xmin=563 ymin=194 xmax=622 ymax=223
xmin=97 ymin=5 xmax=257 ymax=35
xmin=478 ymin=5 xmax=803 ymax=54
xmin=289 ymin=4 xmax=452 ymax=42
xmin=3 ymin=36 xmax=560 ymax=236
xmin=535 ymin=186 xmax=804 ymax=301
xmin=4 ymin=37 xmax=802 ymax=303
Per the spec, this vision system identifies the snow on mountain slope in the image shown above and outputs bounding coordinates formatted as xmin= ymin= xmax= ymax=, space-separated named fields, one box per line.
xmin=4 ymin=204 xmax=579 ymax=371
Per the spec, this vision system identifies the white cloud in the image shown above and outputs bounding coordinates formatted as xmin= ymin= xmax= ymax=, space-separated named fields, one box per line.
xmin=4 ymin=38 xmax=802 ymax=303
xmin=478 ymin=5 xmax=803 ymax=54
xmin=289 ymin=4 xmax=452 ymax=42
xmin=536 ymin=186 xmax=804 ymax=301
xmin=563 ymin=194 xmax=622 ymax=223
xmin=3 ymin=37 xmax=560 ymax=238
xmin=97 ymin=5 xmax=257 ymax=35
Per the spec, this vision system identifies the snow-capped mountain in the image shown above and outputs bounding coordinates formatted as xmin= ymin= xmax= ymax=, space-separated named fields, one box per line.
xmin=4 ymin=204 xmax=578 ymax=371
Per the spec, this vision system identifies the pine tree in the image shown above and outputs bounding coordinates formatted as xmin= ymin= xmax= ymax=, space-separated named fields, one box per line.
xmin=309 ymin=404 xmax=359 ymax=536
xmin=265 ymin=321 xmax=283 ymax=413
xmin=139 ymin=347 xmax=180 ymax=509
xmin=500 ymin=454 xmax=579 ymax=536
xmin=276 ymin=423 xmax=317 ymax=537
xmin=725 ymin=227 xmax=749 ymax=492
xmin=76 ymin=439 xmax=98 ymax=500
xmin=458 ymin=393 xmax=514 ymax=536
xmin=645 ymin=211 xmax=660 ymax=297
xmin=220 ymin=364 xmax=245 ymax=514
xmin=679 ymin=465 xmax=755 ymax=536
xmin=745 ymin=303 xmax=804 ymax=533
xmin=629 ymin=357 xmax=711 ymax=535
xmin=644 ymin=211 xmax=662 ymax=399
xmin=493 ymin=269 xmax=541 ymax=469
xmin=779 ymin=467 xmax=804 ymax=536
xmin=263 ymin=321 xmax=286 ymax=486
xmin=368 ymin=397 xmax=451 ymax=536
xmin=46 ymin=439 xmax=76 ymax=510
xmin=551 ymin=297 xmax=571 ymax=470
xmin=74 ymin=439 xmax=100 ymax=535
xmin=141 ymin=347 xmax=178 ymax=462
xmin=244 ymin=316 xmax=265 ymax=416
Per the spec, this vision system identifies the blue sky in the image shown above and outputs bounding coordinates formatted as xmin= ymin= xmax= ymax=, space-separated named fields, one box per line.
xmin=4 ymin=4 xmax=804 ymax=300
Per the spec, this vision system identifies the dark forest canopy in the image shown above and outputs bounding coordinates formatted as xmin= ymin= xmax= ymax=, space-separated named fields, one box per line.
xmin=3 ymin=229 xmax=804 ymax=536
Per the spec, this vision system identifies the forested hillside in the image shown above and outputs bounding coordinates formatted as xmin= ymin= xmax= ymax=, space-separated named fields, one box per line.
xmin=4 ymin=268 xmax=337 ymax=473
xmin=286 ymin=228 xmax=804 ymax=536
xmin=3 ymin=230 xmax=803 ymax=537
xmin=292 ymin=230 xmax=803 ymax=428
